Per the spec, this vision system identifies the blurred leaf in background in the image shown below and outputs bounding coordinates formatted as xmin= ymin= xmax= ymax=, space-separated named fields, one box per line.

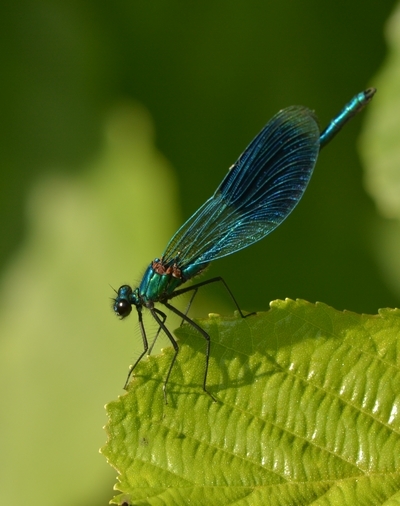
xmin=361 ymin=2 xmax=400 ymax=301
xmin=0 ymin=103 xmax=181 ymax=503
xmin=0 ymin=1 xmax=398 ymax=505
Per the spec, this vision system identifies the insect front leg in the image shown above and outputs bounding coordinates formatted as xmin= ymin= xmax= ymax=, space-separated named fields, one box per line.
xmin=124 ymin=306 xmax=149 ymax=390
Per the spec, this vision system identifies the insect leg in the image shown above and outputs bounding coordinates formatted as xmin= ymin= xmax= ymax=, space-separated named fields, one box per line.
xmin=168 ymin=276 xmax=253 ymax=318
xmin=123 ymin=307 xmax=149 ymax=390
xmin=148 ymin=306 xmax=179 ymax=404
xmin=179 ymin=287 xmax=199 ymax=326
xmin=147 ymin=310 xmax=168 ymax=356
xmin=163 ymin=301 xmax=217 ymax=402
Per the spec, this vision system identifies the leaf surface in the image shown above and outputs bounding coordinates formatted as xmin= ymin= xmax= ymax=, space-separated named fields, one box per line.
xmin=102 ymin=299 xmax=400 ymax=505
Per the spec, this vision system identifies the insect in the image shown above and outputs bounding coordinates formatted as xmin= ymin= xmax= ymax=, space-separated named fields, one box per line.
xmin=113 ymin=88 xmax=376 ymax=402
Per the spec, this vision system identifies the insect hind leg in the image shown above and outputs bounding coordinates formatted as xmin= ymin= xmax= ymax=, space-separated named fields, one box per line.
xmin=168 ymin=276 xmax=253 ymax=319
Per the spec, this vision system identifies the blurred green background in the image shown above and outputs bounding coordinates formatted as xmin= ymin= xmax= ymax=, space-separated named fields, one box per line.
xmin=0 ymin=1 xmax=398 ymax=505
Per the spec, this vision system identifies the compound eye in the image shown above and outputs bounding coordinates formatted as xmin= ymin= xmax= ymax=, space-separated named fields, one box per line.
xmin=115 ymin=299 xmax=132 ymax=318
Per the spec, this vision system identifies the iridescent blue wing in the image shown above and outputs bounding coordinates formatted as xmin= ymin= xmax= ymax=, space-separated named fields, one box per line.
xmin=163 ymin=106 xmax=320 ymax=269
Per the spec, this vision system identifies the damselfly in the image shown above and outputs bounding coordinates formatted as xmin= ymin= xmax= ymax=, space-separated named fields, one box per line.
xmin=113 ymin=88 xmax=376 ymax=402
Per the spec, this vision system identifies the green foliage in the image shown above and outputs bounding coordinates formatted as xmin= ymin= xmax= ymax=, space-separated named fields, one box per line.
xmin=360 ymin=1 xmax=400 ymax=303
xmin=102 ymin=299 xmax=400 ymax=505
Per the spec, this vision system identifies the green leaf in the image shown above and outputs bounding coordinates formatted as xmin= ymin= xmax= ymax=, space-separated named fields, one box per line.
xmin=101 ymin=299 xmax=400 ymax=505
